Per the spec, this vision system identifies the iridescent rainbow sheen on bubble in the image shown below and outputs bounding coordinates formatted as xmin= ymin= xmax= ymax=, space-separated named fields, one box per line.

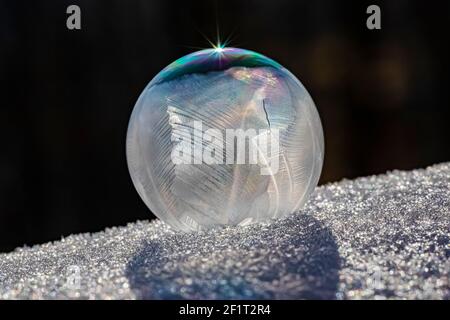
xmin=154 ymin=48 xmax=282 ymax=84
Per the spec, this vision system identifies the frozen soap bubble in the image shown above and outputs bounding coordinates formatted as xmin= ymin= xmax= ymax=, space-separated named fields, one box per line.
xmin=126 ymin=47 xmax=324 ymax=231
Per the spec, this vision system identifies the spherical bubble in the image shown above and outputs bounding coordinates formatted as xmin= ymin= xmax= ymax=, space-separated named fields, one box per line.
xmin=126 ymin=48 xmax=324 ymax=231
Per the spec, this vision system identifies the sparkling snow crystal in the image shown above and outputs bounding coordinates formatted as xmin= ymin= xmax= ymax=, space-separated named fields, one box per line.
xmin=0 ymin=163 xmax=448 ymax=299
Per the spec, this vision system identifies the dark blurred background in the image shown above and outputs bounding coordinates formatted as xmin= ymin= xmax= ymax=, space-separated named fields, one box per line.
xmin=0 ymin=0 xmax=449 ymax=252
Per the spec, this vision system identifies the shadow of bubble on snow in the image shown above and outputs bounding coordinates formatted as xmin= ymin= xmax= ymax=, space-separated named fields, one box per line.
xmin=125 ymin=214 xmax=340 ymax=299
